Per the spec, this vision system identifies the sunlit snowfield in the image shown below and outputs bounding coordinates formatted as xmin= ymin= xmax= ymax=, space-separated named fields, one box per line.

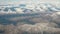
xmin=0 ymin=0 xmax=60 ymax=34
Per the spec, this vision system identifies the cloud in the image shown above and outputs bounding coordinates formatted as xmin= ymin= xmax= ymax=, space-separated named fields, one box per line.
xmin=0 ymin=0 xmax=60 ymax=6
xmin=0 ymin=0 xmax=60 ymax=34
xmin=0 ymin=22 xmax=60 ymax=34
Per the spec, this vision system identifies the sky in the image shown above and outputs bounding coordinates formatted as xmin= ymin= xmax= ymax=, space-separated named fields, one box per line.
xmin=0 ymin=0 xmax=60 ymax=4
xmin=0 ymin=0 xmax=60 ymax=7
